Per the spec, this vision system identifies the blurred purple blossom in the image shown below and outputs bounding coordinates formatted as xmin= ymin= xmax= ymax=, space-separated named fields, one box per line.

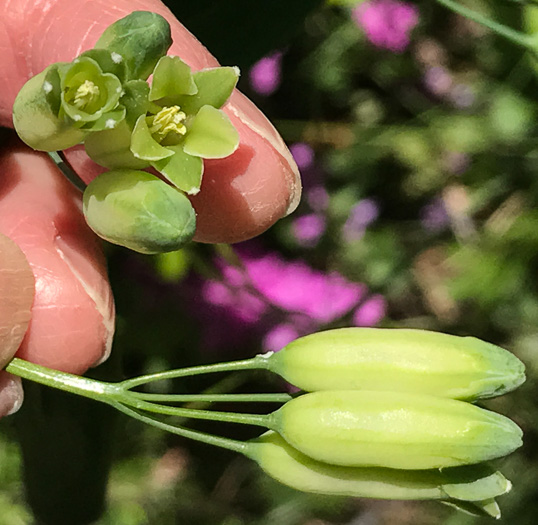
xmin=450 ymin=84 xmax=475 ymax=109
xmin=249 ymin=52 xmax=283 ymax=96
xmin=353 ymin=0 xmax=419 ymax=53
xmin=343 ymin=198 xmax=380 ymax=241
xmin=420 ymin=198 xmax=450 ymax=232
xmin=292 ymin=213 xmax=326 ymax=247
xmin=307 ymin=185 xmax=330 ymax=212
xmin=263 ymin=323 xmax=300 ymax=353
xmin=423 ymin=67 xmax=452 ymax=97
xmin=353 ymin=294 xmax=387 ymax=326
xmin=290 ymin=142 xmax=315 ymax=170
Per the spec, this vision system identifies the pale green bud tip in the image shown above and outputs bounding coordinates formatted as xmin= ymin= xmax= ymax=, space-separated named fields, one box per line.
xmin=272 ymin=391 xmax=523 ymax=470
xmin=247 ymin=432 xmax=511 ymax=506
xmin=267 ymin=328 xmax=526 ymax=400
xmin=83 ymin=169 xmax=196 ymax=254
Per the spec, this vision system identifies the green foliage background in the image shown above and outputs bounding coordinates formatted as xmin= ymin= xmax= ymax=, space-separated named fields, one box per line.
xmin=2 ymin=1 xmax=538 ymax=524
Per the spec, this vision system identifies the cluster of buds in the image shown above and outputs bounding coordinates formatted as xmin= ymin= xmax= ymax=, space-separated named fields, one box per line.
xmin=13 ymin=12 xmax=240 ymax=253
xmin=248 ymin=328 xmax=525 ymax=518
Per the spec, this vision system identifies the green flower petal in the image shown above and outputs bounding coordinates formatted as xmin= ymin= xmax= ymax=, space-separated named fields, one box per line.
xmin=60 ymin=57 xmax=122 ymax=123
xmin=13 ymin=64 xmax=87 ymax=151
xmin=130 ymin=115 xmax=174 ymax=161
xmin=78 ymin=49 xmax=127 ymax=83
xmin=83 ymin=169 xmax=196 ymax=254
xmin=149 ymin=56 xmax=197 ymax=101
xmin=179 ymin=66 xmax=239 ymax=114
xmin=94 ymin=11 xmax=172 ymax=80
xmin=81 ymin=106 xmax=126 ymax=131
xmin=183 ymin=105 xmax=239 ymax=159
xmin=85 ymin=120 xmax=149 ymax=169
xmin=121 ymin=80 xmax=151 ymax=127
xmin=152 ymin=145 xmax=204 ymax=195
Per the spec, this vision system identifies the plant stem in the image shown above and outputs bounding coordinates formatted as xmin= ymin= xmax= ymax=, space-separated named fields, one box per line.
xmin=124 ymin=396 xmax=271 ymax=428
xmin=111 ymin=402 xmax=249 ymax=455
xmin=129 ymin=392 xmax=293 ymax=403
xmin=119 ymin=353 xmax=272 ymax=390
xmin=5 ymin=358 xmax=120 ymax=402
xmin=436 ymin=0 xmax=534 ymax=49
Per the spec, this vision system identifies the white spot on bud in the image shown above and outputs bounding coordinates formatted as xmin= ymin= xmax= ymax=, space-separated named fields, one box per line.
xmin=233 ymin=66 xmax=241 ymax=77
xmin=72 ymin=114 xmax=82 ymax=121
xmin=111 ymin=52 xmax=123 ymax=64
xmin=42 ymin=81 xmax=53 ymax=94
xmin=105 ymin=119 xmax=116 ymax=129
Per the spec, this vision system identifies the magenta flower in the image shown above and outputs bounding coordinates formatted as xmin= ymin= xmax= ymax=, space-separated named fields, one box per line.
xmin=353 ymin=294 xmax=387 ymax=326
xmin=292 ymin=214 xmax=326 ymax=247
xmin=249 ymin=52 xmax=283 ymax=96
xmin=353 ymin=0 xmax=419 ymax=53
xmin=263 ymin=323 xmax=301 ymax=353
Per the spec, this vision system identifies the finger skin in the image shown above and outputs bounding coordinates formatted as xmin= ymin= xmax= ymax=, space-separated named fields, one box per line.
xmin=0 ymin=0 xmax=301 ymax=243
xmin=0 ymin=140 xmax=115 ymax=374
xmin=0 ymin=232 xmax=34 ymax=417
xmin=0 ymin=232 xmax=35 ymax=367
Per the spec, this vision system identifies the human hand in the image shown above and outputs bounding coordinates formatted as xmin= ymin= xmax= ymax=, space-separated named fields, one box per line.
xmin=0 ymin=0 xmax=300 ymax=413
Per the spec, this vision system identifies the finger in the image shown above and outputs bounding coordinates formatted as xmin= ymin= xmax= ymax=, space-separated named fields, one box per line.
xmin=0 ymin=232 xmax=34 ymax=366
xmin=0 ymin=0 xmax=301 ymax=244
xmin=0 ymin=139 xmax=115 ymax=374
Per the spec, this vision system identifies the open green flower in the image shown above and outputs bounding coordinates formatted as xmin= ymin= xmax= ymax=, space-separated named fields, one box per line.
xmin=13 ymin=52 xmax=125 ymax=151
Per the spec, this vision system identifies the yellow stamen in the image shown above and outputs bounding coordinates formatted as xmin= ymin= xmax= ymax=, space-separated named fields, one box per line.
xmin=73 ymin=80 xmax=100 ymax=109
xmin=149 ymin=105 xmax=187 ymax=140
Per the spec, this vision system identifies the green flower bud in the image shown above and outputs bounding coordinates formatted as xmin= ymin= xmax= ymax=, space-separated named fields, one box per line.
xmin=247 ymin=431 xmax=510 ymax=518
xmin=94 ymin=11 xmax=172 ymax=80
xmin=83 ymin=169 xmax=196 ymax=254
xmin=266 ymin=328 xmax=525 ymax=401
xmin=270 ymin=391 xmax=523 ymax=470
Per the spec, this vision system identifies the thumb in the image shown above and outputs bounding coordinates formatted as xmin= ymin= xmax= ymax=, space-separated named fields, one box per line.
xmin=0 ymin=0 xmax=301 ymax=243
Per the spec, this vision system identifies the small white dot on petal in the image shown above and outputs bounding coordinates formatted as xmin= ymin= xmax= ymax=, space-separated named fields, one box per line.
xmin=111 ymin=52 xmax=123 ymax=64
xmin=105 ymin=119 xmax=116 ymax=129
xmin=42 ymin=81 xmax=53 ymax=93
xmin=72 ymin=114 xmax=82 ymax=121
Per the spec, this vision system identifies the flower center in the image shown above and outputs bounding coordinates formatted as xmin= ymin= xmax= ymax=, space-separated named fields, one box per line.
xmin=149 ymin=106 xmax=187 ymax=141
xmin=72 ymin=80 xmax=100 ymax=110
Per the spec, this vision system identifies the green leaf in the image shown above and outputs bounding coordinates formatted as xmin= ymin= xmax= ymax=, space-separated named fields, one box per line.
xmin=83 ymin=169 xmax=196 ymax=254
xmin=183 ymin=105 xmax=239 ymax=159
xmin=149 ymin=56 xmax=197 ymax=101
xmin=130 ymin=115 xmax=174 ymax=161
xmin=179 ymin=66 xmax=239 ymax=114
xmin=94 ymin=11 xmax=172 ymax=80
xmin=13 ymin=64 xmax=87 ymax=151
xmin=152 ymin=145 xmax=204 ymax=195
xmin=120 ymin=79 xmax=151 ymax=128
xmin=442 ymin=498 xmax=501 ymax=519
xmin=85 ymin=120 xmax=149 ymax=169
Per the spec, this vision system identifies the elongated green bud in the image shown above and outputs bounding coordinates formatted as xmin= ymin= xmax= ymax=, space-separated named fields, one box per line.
xmin=83 ymin=169 xmax=196 ymax=254
xmin=266 ymin=328 xmax=525 ymax=400
xmin=270 ymin=391 xmax=522 ymax=470
xmin=247 ymin=431 xmax=510 ymax=518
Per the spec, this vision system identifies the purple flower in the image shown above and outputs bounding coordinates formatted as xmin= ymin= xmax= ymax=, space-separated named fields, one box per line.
xmin=353 ymin=294 xmax=386 ymax=326
xmin=290 ymin=142 xmax=315 ymax=170
xmin=343 ymin=198 xmax=380 ymax=241
xmin=420 ymin=198 xmax=450 ymax=232
xmin=423 ymin=67 xmax=452 ymax=97
xmin=263 ymin=323 xmax=300 ymax=353
xmin=292 ymin=213 xmax=326 ymax=247
xmin=249 ymin=52 xmax=283 ymax=96
xmin=307 ymin=185 xmax=330 ymax=212
xmin=353 ymin=0 xmax=419 ymax=53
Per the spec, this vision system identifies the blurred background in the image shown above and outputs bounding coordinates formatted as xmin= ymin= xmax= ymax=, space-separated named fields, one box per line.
xmin=1 ymin=0 xmax=538 ymax=523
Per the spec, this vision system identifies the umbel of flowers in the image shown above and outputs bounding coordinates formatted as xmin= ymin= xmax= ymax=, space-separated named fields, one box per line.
xmin=13 ymin=11 xmax=240 ymax=253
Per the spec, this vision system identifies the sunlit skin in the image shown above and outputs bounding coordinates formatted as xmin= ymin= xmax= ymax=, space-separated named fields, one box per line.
xmin=0 ymin=0 xmax=301 ymax=415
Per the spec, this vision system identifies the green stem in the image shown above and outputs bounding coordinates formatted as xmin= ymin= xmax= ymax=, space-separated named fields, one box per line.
xmin=111 ymin=402 xmax=249 ymax=455
xmin=130 ymin=392 xmax=292 ymax=403
xmin=436 ymin=0 xmax=534 ymax=49
xmin=123 ymin=396 xmax=270 ymax=428
xmin=119 ymin=354 xmax=272 ymax=390
xmin=5 ymin=358 xmax=120 ymax=402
